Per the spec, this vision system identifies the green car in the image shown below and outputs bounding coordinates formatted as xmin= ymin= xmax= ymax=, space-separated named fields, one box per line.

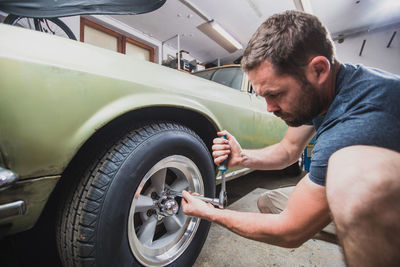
xmin=0 ymin=24 xmax=287 ymax=266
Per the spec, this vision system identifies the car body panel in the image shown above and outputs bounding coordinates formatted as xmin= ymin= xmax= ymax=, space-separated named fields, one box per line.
xmin=0 ymin=175 xmax=59 ymax=235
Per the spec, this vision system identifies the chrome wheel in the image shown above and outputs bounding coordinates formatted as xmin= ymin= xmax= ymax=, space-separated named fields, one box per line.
xmin=128 ymin=155 xmax=204 ymax=266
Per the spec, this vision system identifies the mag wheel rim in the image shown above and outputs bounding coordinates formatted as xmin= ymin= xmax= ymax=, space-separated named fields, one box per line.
xmin=128 ymin=155 xmax=204 ymax=266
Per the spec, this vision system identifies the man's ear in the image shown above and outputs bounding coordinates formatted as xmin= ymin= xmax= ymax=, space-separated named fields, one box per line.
xmin=305 ymin=56 xmax=331 ymax=85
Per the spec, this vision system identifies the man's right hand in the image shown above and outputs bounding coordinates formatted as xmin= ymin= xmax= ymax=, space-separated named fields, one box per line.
xmin=212 ymin=130 xmax=243 ymax=167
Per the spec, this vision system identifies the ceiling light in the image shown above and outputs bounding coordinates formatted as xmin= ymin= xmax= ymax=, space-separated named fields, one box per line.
xmin=209 ymin=20 xmax=243 ymax=50
xmin=180 ymin=0 xmax=243 ymax=52
xmin=197 ymin=21 xmax=243 ymax=53
xmin=293 ymin=0 xmax=314 ymax=14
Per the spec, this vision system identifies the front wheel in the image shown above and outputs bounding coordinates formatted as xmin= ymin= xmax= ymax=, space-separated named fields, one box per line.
xmin=56 ymin=122 xmax=215 ymax=266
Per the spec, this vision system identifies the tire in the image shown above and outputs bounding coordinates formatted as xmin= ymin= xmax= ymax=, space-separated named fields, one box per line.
xmin=56 ymin=122 xmax=215 ymax=267
xmin=4 ymin=14 xmax=77 ymax=40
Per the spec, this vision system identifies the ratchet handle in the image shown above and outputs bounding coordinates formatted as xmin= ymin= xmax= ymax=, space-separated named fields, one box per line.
xmin=193 ymin=195 xmax=222 ymax=208
xmin=218 ymin=135 xmax=228 ymax=173
xmin=174 ymin=192 xmax=224 ymax=208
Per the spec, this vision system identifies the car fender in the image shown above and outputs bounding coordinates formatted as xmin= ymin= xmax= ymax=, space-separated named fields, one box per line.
xmin=72 ymin=92 xmax=222 ymax=151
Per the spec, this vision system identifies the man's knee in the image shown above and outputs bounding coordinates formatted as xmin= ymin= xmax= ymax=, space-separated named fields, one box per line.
xmin=257 ymin=187 xmax=293 ymax=214
xmin=326 ymin=145 xmax=400 ymax=228
xmin=326 ymin=146 xmax=363 ymax=217
xmin=257 ymin=195 xmax=273 ymax=213
xmin=257 ymin=190 xmax=279 ymax=214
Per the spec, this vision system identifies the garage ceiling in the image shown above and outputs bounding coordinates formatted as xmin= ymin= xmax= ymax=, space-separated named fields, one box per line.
xmin=111 ymin=0 xmax=400 ymax=64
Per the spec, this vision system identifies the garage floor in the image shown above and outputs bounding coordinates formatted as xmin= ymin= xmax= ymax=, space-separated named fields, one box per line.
xmin=194 ymin=170 xmax=345 ymax=267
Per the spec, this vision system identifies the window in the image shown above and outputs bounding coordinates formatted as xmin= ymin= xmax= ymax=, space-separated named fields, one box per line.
xmin=125 ymin=37 xmax=152 ymax=61
xmin=211 ymin=68 xmax=243 ymax=90
xmin=192 ymin=67 xmax=244 ymax=90
xmin=80 ymin=18 xmax=154 ymax=62
xmin=193 ymin=69 xmax=216 ymax=80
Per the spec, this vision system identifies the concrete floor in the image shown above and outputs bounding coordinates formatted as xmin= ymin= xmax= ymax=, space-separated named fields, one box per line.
xmin=193 ymin=170 xmax=345 ymax=267
xmin=0 ymin=170 xmax=346 ymax=266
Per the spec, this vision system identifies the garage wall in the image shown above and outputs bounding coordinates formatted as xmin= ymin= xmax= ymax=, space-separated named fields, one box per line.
xmin=60 ymin=15 xmax=80 ymax=40
xmin=63 ymin=15 xmax=198 ymax=66
xmin=334 ymin=24 xmax=400 ymax=75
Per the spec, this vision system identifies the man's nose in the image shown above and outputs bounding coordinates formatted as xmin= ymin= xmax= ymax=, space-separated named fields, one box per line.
xmin=266 ymin=99 xmax=280 ymax=113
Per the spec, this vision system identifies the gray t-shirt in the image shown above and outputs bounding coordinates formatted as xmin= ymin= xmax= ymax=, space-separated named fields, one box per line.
xmin=309 ymin=63 xmax=400 ymax=186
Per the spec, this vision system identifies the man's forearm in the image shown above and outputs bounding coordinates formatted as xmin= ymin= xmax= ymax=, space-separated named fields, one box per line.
xmin=206 ymin=208 xmax=300 ymax=248
xmin=182 ymin=176 xmax=330 ymax=249
xmin=238 ymin=125 xmax=315 ymax=170
xmin=240 ymin=143 xmax=294 ymax=170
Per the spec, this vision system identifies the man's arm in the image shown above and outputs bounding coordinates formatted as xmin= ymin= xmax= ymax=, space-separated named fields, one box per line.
xmin=213 ymin=125 xmax=315 ymax=170
xmin=182 ymin=175 xmax=331 ymax=248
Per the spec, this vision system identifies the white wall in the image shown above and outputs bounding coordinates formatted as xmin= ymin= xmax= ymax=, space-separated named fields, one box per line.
xmin=60 ymin=16 xmax=80 ymax=40
xmin=62 ymin=15 xmax=198 ymax=65
xmin=334 ymin=24 xmax=400 ymax=75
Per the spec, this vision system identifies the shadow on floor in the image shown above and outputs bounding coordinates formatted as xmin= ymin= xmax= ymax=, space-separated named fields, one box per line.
xmin=220 ymin=169 xmax=303 ymax=204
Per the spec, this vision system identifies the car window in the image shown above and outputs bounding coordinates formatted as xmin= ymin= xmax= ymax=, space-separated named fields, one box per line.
xmin=193 ymin=69 xmax=216 ymax=81
xmin=212 ymin=68 xmax=243 ymax=90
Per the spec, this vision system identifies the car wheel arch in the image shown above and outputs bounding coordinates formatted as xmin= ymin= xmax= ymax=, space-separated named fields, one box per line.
xmin=58 ymin=106 xmax=219 ymax=189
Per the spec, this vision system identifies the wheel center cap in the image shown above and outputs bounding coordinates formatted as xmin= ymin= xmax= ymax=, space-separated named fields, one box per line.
xmin=162 ymin=199 xmax=179 ymax=215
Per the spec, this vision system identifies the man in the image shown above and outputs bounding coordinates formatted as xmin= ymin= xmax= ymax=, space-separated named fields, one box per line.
xmin=181 ymin=10 xmax=400 ymax=266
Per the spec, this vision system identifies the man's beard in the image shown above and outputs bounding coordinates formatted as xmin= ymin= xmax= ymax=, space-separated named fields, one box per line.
xmin=275 ymin=78 xmax=326 ymax=127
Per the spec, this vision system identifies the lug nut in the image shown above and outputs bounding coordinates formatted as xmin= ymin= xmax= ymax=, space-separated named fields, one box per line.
xmin=146 ymin=209 xmax=155 ymax=217
xmin=151 ymin=192 xmax=159 ymax=200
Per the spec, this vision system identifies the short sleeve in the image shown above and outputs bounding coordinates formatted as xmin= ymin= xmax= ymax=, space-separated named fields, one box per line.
xmin=308 ymin=106 xmax=400 ymax=186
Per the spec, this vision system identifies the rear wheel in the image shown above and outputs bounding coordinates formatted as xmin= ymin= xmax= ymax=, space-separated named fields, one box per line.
xmin=56 ymin=122 xmax=215 ymax=266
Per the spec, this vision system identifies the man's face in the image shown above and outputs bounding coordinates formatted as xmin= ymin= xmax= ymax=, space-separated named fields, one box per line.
xmin=248 ymin=61 xmax=325 ymax=127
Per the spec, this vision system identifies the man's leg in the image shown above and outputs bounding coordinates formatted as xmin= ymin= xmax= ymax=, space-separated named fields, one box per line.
xmin=326 ymin=146 xmax=400 ymax=267
xmin=257 ymin=186 xmax=294 ymax=214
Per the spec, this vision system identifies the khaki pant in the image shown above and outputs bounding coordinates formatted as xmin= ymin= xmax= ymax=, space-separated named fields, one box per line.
xmin=257 ymin=186 xmax=336 ymax=235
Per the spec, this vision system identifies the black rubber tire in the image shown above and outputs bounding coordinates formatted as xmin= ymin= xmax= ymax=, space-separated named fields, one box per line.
xmin=56 ymin=122 xmax=215 ymax=267
xmin=4 ymin=14 xmax=77 ymax=40
xmin=3 ymin=14 xmax=21 ymax=25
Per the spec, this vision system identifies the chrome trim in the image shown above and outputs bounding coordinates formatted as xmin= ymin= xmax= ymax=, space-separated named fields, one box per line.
xmin=0 ymin=200 xmax=26 ymax=220
xmin=0 ymin=167 xmax=18 ymax=190
xmin=216 ymin=168 xmax=253 ymax=182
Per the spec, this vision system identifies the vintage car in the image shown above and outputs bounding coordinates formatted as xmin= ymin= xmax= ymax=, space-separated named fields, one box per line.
xmin=0 ymin=23 xmax=288 ymax=266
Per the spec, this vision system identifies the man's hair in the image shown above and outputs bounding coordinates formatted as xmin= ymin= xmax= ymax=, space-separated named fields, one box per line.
xmin=241 ymin=10 xmax=336 ymax=77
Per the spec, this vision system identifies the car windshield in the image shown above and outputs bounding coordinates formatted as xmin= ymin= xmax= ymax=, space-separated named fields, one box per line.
xmin=193 ymin=67 xmax=243 ymax=90
xmin=193 ymin=69 xmax=216 ymax=80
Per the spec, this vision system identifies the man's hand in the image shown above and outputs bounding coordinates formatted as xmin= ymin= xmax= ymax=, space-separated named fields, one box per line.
xmin=181 ymin=190 xmax=215 ymax=220
xmin=212 ymin=130 xmax=243 ymax=167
